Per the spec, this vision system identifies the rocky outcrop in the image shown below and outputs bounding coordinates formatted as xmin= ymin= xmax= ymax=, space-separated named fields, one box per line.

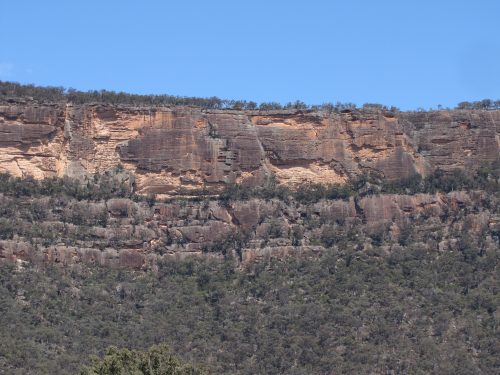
xmin=0 ymin=99 xmax=498 ymax=195
xmin=0 ymin=189 xmax=498 ymax=269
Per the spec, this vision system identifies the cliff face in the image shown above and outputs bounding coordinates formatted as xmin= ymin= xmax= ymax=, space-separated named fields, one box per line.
xmin=1 ymin=99 xmax=498 ymax=195
xmin=0 ymin=99 xmax=499 ymax=270
xmin=1 ymin=190 xmax=498 ymax=269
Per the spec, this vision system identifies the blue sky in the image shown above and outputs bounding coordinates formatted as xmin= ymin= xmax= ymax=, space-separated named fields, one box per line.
xmin=1 ymin=0 xmax=499 ymax=109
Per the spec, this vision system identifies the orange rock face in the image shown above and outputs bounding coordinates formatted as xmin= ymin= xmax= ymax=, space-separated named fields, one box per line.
xmin=0 ymin=99 xmax=498 ymax=195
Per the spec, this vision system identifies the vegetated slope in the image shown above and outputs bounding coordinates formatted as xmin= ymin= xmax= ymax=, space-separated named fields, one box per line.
xmin=1 ymin=232 xmax=498 ymax=374
xmin=0 ymin=165 xmax=499 ymax=374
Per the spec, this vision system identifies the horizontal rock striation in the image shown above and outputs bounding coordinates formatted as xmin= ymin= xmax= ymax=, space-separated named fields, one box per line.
xmin=0 ymin=99 xmax=498 ymax=195
xmin=0 ymin=190 xmax=498 ymax=269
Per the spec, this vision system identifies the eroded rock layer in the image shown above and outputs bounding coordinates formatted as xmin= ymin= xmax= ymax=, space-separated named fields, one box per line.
xmin=1 ymin=191 xmax=498 ymax=269
xmin=0 ymin=99 xmax=498 ymax=194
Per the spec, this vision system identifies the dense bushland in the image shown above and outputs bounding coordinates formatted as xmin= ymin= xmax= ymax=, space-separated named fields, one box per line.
xmin=0 ymin=231 xmax=498 ymax=374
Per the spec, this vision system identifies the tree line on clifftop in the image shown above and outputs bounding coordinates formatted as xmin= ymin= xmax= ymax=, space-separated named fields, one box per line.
xmin=2 ymin=80 xmax=499 ymax=111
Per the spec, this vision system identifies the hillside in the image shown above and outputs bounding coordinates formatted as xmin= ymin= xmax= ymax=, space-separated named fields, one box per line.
xmin=0 ymin=85 xmax=499 ymax=374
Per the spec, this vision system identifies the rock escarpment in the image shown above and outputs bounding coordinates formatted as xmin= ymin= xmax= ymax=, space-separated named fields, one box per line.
xmin=0 ymin=98 xmax=498 ymax=269
xmin=1 ymin=98 xmax=498 ymax=195
xmin=1 ymin=190 xmax=498 ymax=269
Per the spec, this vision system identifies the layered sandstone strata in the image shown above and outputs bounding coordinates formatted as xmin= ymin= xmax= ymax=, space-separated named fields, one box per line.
xmin=0 ymin=99 xmax=498 ymax=195
xmin=0 ymin=191 xmax=497 ymax=269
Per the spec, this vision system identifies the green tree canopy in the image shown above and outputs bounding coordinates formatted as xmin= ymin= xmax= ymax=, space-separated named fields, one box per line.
xmin=80 ymin=344 xmax=206 ymax=375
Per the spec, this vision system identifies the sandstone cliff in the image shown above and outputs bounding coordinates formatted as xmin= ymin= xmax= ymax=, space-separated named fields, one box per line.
xmin=1 ymin=186 xmax=498 ymax=269
xmin=1 ymin=98 xmax=498 ymax=195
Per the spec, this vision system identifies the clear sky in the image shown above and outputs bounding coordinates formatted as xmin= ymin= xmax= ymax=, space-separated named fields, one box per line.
xmin=1 ymin=0 xmax=499 ymax=109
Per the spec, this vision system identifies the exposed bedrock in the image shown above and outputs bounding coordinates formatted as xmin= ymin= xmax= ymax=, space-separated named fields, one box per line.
xmin=0 ymin=99 xmax=498 ymax=195
xmin=0 ymin=190 xmax=497 ymax=269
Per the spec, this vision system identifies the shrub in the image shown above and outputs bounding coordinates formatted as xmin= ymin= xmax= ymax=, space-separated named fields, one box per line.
xmin=268 ymin=219 xmax=283 ymax=239
xmin=0 ymin=218 xmax=15 ymax=239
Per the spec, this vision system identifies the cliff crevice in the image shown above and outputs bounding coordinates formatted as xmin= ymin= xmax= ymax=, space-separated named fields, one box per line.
xmin=0 ymin=99 xmax=498 ymax=196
